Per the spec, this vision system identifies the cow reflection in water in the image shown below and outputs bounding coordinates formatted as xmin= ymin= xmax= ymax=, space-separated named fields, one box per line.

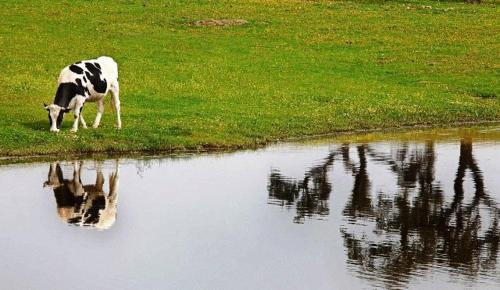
xmin=43 ymin=161 xmax=119 ymax=230
xmin=268 ymin=139 xmax=499 ymax=284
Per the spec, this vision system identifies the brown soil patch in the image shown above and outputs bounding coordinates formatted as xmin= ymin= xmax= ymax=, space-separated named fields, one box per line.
xmin=190 ymin=19 xmax=248 ymax=27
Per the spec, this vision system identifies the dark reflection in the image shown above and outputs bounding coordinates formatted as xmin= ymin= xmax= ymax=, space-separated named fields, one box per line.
xmin=342 ymin=141 xmax=446 ymax=284
xmin=343 ymin=145 xmax=372 ymax=219
xmin=268 ymin=151 xmax=334 ymax=223
xmin=268 ymin=139 xmax=499 ymax=285
xmin=43 ymin=160 xmax=120 ymax=230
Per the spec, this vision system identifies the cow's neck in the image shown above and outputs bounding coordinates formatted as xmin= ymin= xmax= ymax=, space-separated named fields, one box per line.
xmin=54 ymin=83 xmax=78 ymax=108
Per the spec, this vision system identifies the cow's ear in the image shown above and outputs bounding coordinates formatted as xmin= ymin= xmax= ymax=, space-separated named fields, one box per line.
xmin=43 ymin=103 xmax=49 ymax=111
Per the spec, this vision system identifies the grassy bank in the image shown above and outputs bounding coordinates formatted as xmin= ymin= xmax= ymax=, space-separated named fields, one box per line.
xmin=0 ymin=0 xmax=498 ymax=156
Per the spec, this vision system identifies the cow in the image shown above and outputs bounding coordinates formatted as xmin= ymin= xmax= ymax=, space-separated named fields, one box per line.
xmin=43 ymin=56 xmax=121 ymax=132
xmin=43 ymin=160 xmax=120 ymax=230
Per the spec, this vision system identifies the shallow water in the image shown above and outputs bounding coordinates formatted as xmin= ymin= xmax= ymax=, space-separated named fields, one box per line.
xmin=0 ymin=127 xmax=499 ymax=290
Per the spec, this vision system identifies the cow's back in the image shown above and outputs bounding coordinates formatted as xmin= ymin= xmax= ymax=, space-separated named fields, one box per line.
xmin=57 ymin=65 xmax=78 ymax=84
xmin=58 ymin=56 xmax=118 ymax=85
xmin=97 ymin=56 xmax=118 ymax=82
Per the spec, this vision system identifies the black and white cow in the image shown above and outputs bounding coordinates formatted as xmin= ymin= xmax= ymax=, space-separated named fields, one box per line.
xmin=44 ymin=56 xmax=121 ymax=132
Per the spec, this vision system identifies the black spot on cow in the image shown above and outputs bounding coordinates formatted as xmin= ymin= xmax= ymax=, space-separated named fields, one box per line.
xmin=54 ymin=185 xmax=77 ymax=208
xmin=75 ymin=61 xmax=82 ymax=64
xmin=85 ymin=62 xmax=101 ymax=73
xmin=84 ymin=62 xmax=107 ymax=93
xmin=67 ymin=217 xmax=80 ymax=225
xmin=84 ymin=196 xmax=106 ymax=225
xmin=83 ymin=76 xmax=87 ymax=82
xmin=69 ymin=64 xmax=83 ymax=74
xmin=54 ymin=83 xmax=79 ymax=108
xmin=74 ymin=78 xmax=86 ymax=96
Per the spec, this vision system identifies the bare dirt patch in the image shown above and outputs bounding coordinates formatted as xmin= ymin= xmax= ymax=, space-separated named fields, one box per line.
xmin=190 ymin=19 xmax=248 ymax=27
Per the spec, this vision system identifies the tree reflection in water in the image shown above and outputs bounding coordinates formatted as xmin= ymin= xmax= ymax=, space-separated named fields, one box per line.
xmin=268 ymin=151 xmax=334 ymax=223
xmin=267 ymin=139 xmax=499 ymax=284
xmin=343 ymin=145 xmax=372 ymax=219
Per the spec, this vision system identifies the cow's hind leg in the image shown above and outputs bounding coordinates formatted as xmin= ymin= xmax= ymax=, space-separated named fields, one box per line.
xmin=69 ymin=160 xmax=85 ymax=196
xmin=93 ymin=99 xmax=104 ymax=129
xmin=110 ymin=82 xmax=121 ymax=129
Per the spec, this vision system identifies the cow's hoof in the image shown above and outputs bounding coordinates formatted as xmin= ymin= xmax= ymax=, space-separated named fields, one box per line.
xmin=70 ymin=128 xmax=78 ymax=133
xmin=50 ymin=129 xmax=60 ymax=133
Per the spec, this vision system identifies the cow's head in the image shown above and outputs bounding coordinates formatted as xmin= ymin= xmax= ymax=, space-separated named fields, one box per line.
xmin=44 ymin=103 xmax=70 ymax=132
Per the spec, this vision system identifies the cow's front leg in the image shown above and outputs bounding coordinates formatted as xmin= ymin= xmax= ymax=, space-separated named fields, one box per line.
xmin=44 ymin=162 xmax=62 ymax=187
xmin=71 ymin=114 xmax=80 ymax=133
xmin=79 ymin=112 xmax=87 ymax=129
xmin=71 ymin=97 xmax=85 ymax=133
xmin=72 ymin=160 xmax=85 ymax=197
xmin=93 ymin=99 xmax=104 ymax=129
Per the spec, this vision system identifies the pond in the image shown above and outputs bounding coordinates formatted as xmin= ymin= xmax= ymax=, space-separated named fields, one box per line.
xmin=0 ymin=127 xmax=499 ymax=289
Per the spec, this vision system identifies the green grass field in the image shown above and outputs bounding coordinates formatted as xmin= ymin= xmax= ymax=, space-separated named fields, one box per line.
xmin=0 ymin=0 xmax=498 ymax=156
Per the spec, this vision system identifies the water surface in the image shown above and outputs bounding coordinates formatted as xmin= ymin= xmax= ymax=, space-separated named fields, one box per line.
xmin=0 ymin=127 xmax=499 ymax=289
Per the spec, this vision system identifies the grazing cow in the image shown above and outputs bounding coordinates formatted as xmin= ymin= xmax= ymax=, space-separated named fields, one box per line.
xmin=43 ymin=160 xmax=120 ymax=230
xmin=43 ymin=56 xmax=121 ymax=132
